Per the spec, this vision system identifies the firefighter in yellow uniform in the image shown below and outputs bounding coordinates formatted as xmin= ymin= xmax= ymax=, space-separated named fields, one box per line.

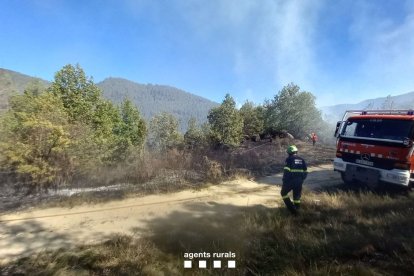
xmin=281 ymin=145 xmax=308 ymax=215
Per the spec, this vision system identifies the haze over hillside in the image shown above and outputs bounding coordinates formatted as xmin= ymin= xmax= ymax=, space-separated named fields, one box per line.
xmin=0 ymin=68 xmax=218 ymax=130
xmin=321 ymin=92 xmax=414 ymax=123
xmin=0 ymin=68 xmax=49 ymax=110
xmin=97 ymin=78 xmax=218 ymax=131
xmin=3 ymin=67 xmax=414 ymax=129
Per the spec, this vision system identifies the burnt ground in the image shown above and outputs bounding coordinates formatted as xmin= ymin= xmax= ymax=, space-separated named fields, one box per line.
xmin=230 ymin=138 xmax=335 ymax=176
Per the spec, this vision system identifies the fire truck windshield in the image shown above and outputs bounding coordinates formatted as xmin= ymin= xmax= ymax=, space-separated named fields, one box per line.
xmin=341 ymin=119 xmax=414 ymax=141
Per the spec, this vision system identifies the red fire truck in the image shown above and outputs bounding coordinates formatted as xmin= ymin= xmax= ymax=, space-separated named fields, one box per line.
xmin=333 ymin=110 xmax=414 ymax=188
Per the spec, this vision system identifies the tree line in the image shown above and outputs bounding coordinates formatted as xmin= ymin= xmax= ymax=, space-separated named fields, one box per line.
xmin=98 ymin=78 xmax=218 ymax=132
xmin=0 ymin=64 xmax=328 ymax=191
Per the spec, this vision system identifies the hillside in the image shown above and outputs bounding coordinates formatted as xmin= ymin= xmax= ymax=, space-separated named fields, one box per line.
xmin=321 ymin=91 xmax=414 ymax=123
xmin=97 ymin=77 xmax=218 ymax=130
xmin=0 ymin=69 xmax=218 ymax=131
xmin=0 ymin=68 xmax=49 ymax=110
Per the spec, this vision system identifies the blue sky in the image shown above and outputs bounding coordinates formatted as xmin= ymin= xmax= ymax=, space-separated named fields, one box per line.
xmin=1 ymin=0 xmax=414 ymax=107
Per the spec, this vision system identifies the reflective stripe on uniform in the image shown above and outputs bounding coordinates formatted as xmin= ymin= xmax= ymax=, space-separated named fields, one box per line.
xmin=291 ymin=169 xmax=306 ymax=173
xmin=284 ymin=167 xmax=307 ymax=173
xmin=282 ymin=195 xmax=290 ymax=199
xmin=293 ymin=200 xmax=301 ymax=203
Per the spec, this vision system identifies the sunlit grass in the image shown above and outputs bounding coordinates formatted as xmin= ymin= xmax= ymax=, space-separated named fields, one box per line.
xmin=242 ymin=191 xmax=414 ymax=275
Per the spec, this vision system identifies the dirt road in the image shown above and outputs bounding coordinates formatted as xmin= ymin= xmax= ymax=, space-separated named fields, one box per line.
xmin=0 ymin=164 xmax=340 ymax=264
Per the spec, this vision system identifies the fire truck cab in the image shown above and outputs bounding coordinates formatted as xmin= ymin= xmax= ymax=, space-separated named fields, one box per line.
xmin=333 ymin=110 xmax=414 ymax=188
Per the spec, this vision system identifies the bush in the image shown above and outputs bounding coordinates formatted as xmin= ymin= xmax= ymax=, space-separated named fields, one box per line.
xmin=0 ymin=92 xmax=74 ymax=191
xmin=148 ymin=112 xmax=184 ymax=152
xmin=202 ymin=156 xmax=223 ymax=183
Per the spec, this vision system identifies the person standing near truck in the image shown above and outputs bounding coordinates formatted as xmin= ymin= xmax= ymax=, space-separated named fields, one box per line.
xmin=281 ymin=145 xmax=308 ymax=215
xmin=311 ymin=132 xmax=318 ymax=146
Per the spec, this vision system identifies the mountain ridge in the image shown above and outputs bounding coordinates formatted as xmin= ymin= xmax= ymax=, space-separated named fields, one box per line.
xmin=0 ymin=68 xmax=218 ymax=130
xmin=0 ymin=68 xmax=50 ymax=109
xmin=3 ymin=67 xmax=414 ymax=128
xmin=320 ymin=91 xmax=414 ymax=123
xmin=97 ymin=77 xmax=218 ymax=130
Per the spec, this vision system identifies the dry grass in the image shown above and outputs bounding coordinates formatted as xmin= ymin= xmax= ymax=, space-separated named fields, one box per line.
xmin=0 ymin=235 xmax=161 ymax=276
xmin=2 ymin=189 xmax=413 ymax=275
xmin=242 ymin=190 xmax=414 ymax=275
xmin=0 ymin=149 xmax=213 ymax=211
xmin=1 ymin=138 xmax=334 ymax=212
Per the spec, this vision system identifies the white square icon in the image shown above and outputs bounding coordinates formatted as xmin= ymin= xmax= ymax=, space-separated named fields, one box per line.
xmin=228 ymin=260 xmax=236 ymax=268
xmin=199 ymin=260 xmax=207 ymax=268
xmin=213 ymin=260 xmax=221 ymax=268
xmin=184 ymin=260 xmax=192 ymax=268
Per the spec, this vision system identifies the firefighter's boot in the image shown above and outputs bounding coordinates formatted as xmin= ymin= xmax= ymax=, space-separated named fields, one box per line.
xmin=293 ymin=200 xmax=301 ymax=212
xmin=282 ymin=196 xmax=297 ymax=215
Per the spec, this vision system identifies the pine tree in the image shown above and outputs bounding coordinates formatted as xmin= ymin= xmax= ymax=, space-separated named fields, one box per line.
xmin=264 ymin=83 xmax=323 ymax=138
xmin=49 ymin=64 xmax=101 ymax=125
xmin=239 ymin=101 xmax=264 ymax=137
xmin=184 ymin=117 xmax=204 ymax=149
xmin=113 ymin=98 xmax=147 ymax=160
xmin=207 ymin=94 xmax=243 ymax=146
xmin=0 ymin=92 xmax=72 ymax=190
xmin=148 ymin=112 xmax=183 ymax=152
